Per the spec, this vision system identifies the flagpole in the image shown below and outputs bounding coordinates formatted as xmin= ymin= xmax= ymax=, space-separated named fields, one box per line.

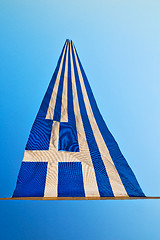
xmin=0 ymin=197 xmax=160 ymax=200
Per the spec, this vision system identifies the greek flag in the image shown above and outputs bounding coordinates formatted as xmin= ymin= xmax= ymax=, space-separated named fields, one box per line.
xmin=13 ymin=40 xmax=145 ymax=199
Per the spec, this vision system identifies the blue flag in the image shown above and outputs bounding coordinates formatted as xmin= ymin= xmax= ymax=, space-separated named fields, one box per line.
xmin=13 ymin=40 xmax=145 ymax=199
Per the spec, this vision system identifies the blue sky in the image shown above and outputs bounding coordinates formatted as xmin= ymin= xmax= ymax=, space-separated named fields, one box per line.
xmin=0 ymin=1 xmax=160 ymax=239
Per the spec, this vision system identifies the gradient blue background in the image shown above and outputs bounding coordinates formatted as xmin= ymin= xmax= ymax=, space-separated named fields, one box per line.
xmin=0 ymin=1 xmax=160 ymax=239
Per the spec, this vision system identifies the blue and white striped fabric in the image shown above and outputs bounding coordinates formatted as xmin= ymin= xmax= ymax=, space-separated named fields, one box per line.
xmin=13 ymin=40 xmax=145 ymax=198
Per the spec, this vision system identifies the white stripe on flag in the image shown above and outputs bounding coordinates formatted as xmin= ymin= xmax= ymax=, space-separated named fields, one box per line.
xmin=44 ymin=162 xmax=58 ymax=197
xmin=70 ymin=42 xmax=100 ymax=197
xmin=46 ymin=42 xmax=68 ymax=120
xmin=60 ymin=42 xmax=68 ymax=122
xmin=49 ymin=121 xmax=60 ymax=150
xmin=72 ymin=42 xmax=128 ymax=197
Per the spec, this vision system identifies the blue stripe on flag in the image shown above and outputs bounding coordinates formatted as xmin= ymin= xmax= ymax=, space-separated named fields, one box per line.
xmin=58 ymin=122 xmax=79 ymax=152
xmin=25 ymin=118 xmax=53 ymax=150
xmin=73 ymin=42 xmax=145 ymax=197
xmin=58 ymin=43 xmax=80 ymax=152
xmin=58 ymin=162 xmax=85 ymax=197
xmin=53 ymin=41 xmax=68 ymax=121
xmin=38 ymin=40 xmax=68 ymax=118
xmin=71 ymin=43 xmax=114 ymax=197
xmin=25 ymin=40 xmax=68 ymax=150
xmin=67 ymin=42 xmax=79 ymax=139
xmin=13 ymin=162 xmax=48 ymax=197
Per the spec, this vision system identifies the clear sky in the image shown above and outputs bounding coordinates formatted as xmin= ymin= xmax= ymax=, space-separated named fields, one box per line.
xmin=0 ymin=1 xmax=160 ymax=239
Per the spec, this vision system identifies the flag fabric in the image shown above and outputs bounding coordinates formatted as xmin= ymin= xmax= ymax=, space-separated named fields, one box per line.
xmin=13 ymin=40 xmax=145 ymax=199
